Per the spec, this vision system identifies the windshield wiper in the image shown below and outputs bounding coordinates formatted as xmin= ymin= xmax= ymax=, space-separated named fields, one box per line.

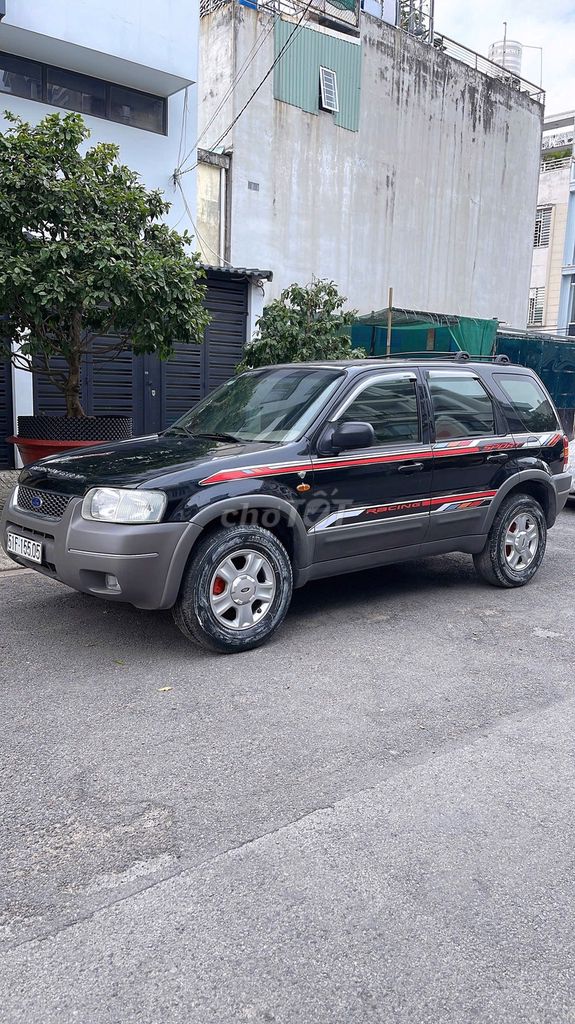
xmin=163 ymin=424 xmax=193 ymax=437
xmin=194 ymin=431 xmax=242 ymax=443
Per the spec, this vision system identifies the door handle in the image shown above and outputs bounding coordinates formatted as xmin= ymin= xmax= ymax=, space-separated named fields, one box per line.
xmin=397 ymin=462 xmax=425 ymax=473
xmin=486 ymin=453 xmax=509 ymax=464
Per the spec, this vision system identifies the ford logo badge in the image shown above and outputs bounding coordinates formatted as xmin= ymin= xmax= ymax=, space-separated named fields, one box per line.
xmin=31 ymin=495 xmax=43 ymax=509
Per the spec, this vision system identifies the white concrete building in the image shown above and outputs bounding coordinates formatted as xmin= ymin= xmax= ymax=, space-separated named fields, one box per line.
xmin=0 ymin=0 xmax=200 ymax=465
xmin=0 ymin=1 xmax=270 ymax=468
xmin=196 ymin=0 xmax=543 ymax=326
xmin=529 ymin=112 xmax=574 ymax=333
xmin=0 ymin=0 xmax=199 ymax=228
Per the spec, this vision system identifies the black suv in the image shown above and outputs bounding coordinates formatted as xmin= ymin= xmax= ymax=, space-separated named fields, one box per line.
xmin=1 ymin=358 xmax=571 ymax=653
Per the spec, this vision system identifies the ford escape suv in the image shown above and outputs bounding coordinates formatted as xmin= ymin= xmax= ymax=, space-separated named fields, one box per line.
xmin=1 ymin=357 xmax=571 ymax=653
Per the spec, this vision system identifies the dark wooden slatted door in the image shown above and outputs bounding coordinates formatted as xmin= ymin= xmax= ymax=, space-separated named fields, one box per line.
xmin=32 ymin=272 xmax=250 ymax=435
xmin=203 ymin=272 xmax=249 ymax=395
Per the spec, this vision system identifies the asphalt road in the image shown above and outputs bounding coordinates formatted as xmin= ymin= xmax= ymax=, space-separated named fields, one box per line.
xmin=2 ymin=505 xmax=575 ymax=1023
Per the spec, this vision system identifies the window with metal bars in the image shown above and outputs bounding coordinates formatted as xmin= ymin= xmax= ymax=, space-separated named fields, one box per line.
xmin=319 ymin=67 xmax=339 ymax=113
xmin=533 ymin=206 xmax=552 ymax=247
xmin=528 ymin=287 xmax=545 ymax=326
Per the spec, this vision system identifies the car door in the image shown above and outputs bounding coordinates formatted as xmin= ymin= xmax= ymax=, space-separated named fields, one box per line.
xmin=309 ymin=370 xmax=433 ymax=563
xmin=424 ymin=368 xmax=517 ymax=542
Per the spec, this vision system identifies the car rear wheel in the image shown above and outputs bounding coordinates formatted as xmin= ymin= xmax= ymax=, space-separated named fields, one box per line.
xmin=473 ymin=493 xmax=547 ymax=588
xmin=173 ymin=524 xmax=293 ymax=653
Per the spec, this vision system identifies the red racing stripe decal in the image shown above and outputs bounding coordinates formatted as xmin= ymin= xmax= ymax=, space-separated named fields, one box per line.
xmin=198 ymin=436 xmax=541 ymax=486
xmin=429 ymin=489 xmax=497 ymax=506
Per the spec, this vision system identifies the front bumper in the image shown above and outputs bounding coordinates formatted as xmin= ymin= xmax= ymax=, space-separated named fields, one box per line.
xmin=0 ymin=489 xmax=202 ymax=609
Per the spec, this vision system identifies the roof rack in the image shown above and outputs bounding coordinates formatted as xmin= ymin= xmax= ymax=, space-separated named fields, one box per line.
xmin=374 ymin=351 xmax=512 ymax=365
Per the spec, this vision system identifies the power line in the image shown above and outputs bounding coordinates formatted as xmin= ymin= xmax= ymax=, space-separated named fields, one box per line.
xmin=175 ymin=177 xmax=234 ymax=267
xmin=177 ymin=0 xmax=314 ymax=179
xmin=176 ymin=85 xmax=190 ymax=170
xmin=176 ymin=13 xmax=278 ymax=175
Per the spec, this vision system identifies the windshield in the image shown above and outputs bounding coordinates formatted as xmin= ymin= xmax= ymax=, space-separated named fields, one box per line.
xmin=165 ymin=367 xmax=345 ymax=444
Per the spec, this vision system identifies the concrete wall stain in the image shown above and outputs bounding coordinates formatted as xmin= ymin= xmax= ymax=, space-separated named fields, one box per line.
xmin=199 ymin=6 xmax=543 ymax=326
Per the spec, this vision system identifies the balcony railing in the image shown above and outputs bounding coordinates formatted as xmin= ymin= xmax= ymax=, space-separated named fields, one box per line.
xmin=200 ymin=0 xmax=360 ymax=30
xmin=199 ymin=0 xmax=546 ymax=102
xmin=540 ymin=157 xmax=572 ymax=173
xmin=432 ymin=34 xmax=545 ymax=103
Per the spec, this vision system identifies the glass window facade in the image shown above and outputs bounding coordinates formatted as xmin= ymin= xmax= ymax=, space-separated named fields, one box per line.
xmin=0 ymin=53 xmax=166 ymax=134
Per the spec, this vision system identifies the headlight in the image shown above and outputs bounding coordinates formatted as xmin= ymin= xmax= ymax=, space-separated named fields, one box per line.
xmin=81 ymin=487 xmax=167 ymax=524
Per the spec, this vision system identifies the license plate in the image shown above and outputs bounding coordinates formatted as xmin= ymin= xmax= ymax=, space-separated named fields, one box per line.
xmin=6 ymin=532 xmax=43 ymax=564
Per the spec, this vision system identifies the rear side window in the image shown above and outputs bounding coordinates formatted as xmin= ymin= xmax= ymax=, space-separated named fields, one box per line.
xmin=428 ymin=373 xmax=495 ymax=439
xmin=496 ymin=374 xmax=558 ymax=433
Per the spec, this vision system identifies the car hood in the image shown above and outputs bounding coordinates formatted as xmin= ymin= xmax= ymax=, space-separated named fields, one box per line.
xmin=19 ymin=434 xmax=279 ymax=495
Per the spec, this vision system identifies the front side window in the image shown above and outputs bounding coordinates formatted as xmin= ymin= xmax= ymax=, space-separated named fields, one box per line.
xmin=429 ymin=373 xmax=495 ymax=439
xmin=338 ymin=376 xmax=420 ymax=444
xmin=495 ymin=374 xmax=558 ymax=433
xmin=166 ymin=368 xmax=344 ymax=444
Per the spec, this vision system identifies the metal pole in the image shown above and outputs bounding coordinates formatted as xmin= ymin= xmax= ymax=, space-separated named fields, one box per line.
xmin=386 ymin=288 xmax=393 ymax=357
xmin=502 ymin=20 xmax=507 ymax=69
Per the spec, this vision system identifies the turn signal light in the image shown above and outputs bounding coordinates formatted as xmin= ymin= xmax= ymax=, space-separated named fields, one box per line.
xmin=563 ymin=434 xmax=570 ymax=470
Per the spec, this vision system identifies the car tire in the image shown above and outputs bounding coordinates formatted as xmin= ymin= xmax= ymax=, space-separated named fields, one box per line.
xmin=473 ymin=493 xmax=547 ymax=588
xmin=172 ymin=524 xmax=293 ymax=654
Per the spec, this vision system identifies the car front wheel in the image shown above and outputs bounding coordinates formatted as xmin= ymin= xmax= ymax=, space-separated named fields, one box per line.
xmin=173 ymin=524 xmax=293 ymax=653
xmin=473 ymin=493 xmax=547 ymax=588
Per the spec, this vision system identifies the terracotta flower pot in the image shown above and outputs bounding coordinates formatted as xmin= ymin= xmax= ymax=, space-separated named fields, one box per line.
xmin=7 ymin=436 xmax=112 ymax=465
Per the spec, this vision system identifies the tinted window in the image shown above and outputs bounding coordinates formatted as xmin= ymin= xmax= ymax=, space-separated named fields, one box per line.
xmin=339 ymin=377 xmax=420 ymax=444
xmin=429 ymin=374 xmax=495 ymax=438
xmin=0 ymin=53 xmax=42 ymax=101
xmin=496 ymin=374 xmax=558 ymax=433
xmin=110 ymin=86 xmax=165 ymax=133
xmin=47 ymin=67 xmax=106 ymax=117
xmin=168 ymin=368 xmax=344 ymax=443
xmin=0 ymin=52 xmax=166 ymax=135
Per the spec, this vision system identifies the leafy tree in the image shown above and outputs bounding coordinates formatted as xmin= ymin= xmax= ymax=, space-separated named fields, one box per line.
xmin=237 ymin=279 xmax=364 ymax=371
xmin=0 ymin=111 xmax=210 ymax=417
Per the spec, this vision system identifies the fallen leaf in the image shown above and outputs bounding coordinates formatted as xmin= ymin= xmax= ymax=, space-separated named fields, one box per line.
xmin=114 ymin=659 xmax=126 ymax=666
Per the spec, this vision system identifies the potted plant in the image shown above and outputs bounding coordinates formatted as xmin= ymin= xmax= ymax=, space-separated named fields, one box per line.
xmin=0 ymin=111 xmax=210 ymax=464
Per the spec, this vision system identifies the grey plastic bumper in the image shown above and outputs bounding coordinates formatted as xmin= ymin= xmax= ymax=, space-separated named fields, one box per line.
xmin=554 ymin=471 xmax=572 ymax=514
xmin=0 ymin=493 xmax=202 ymax=609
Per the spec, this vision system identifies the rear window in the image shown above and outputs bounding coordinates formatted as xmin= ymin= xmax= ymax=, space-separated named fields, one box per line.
xmin=495 ymin=374 xmax=558 ymax=433
xmin=428 ymin=373 xmax=495 ymax=438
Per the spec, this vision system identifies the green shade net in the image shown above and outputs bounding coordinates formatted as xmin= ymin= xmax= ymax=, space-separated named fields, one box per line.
xmin=351 ymin=311 xmax=498 ymax=358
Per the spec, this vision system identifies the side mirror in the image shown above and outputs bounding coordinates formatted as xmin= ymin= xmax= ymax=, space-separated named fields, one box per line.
xmin=331 ymin=421 xmax=375 ymax=452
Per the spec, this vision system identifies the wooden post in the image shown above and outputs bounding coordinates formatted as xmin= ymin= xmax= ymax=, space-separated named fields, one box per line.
xmin=386 ymin=287 xmax=393 ymax=357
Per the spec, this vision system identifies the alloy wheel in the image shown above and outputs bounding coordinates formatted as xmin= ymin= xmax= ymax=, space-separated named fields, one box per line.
xmin=209 ymin=548 xmax=277 ymax=630
xmin=503 ymin=512 xmax=540 ymax=571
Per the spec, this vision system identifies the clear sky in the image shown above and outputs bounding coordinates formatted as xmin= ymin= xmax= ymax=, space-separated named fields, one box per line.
xmin=435 ymin=0 xmax=575 ymax=115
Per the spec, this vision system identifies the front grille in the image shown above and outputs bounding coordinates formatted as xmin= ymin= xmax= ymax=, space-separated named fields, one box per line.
xmin=15 ymin=486 xmax=73 ymax=520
